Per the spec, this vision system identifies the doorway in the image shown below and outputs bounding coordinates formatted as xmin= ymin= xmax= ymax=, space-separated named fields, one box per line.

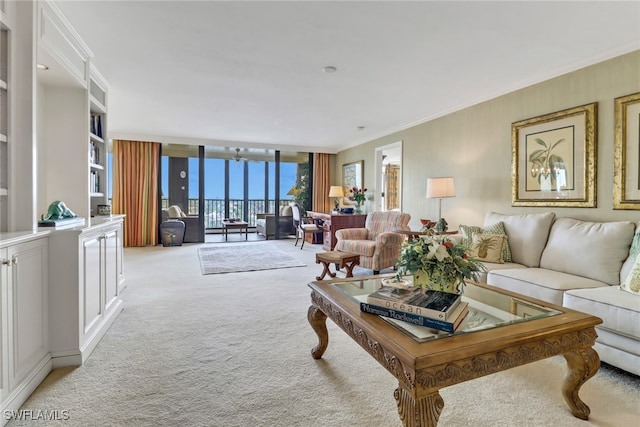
xmin=375 ymin=142 xmax=402 ymax=211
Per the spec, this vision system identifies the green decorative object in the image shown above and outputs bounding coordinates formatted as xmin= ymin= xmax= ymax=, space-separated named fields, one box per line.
xmin=41 ymin=201 xmax=77 ymax=221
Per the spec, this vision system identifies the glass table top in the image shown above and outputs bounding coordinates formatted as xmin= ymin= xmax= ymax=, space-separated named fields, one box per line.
xmin=330 ymin=277 xmax=561 ymax=342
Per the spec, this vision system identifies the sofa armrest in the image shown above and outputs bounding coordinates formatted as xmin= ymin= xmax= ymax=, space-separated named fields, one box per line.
xmin=336 ymin=228 xmax=368 ymax=240
xmin=256 ymin=213 xmax=271 ymax=220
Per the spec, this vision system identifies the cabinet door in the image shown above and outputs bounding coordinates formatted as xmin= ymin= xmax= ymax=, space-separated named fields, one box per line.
xmin=0 ymin=248 xmax=9 ymax=402
xmin=103 ymin=230 xmax=118 ymax=312
xmin=82 ymin=235 xmax=102 ymax=339
xmin=9 ymin=239 xmax=48 ymax=388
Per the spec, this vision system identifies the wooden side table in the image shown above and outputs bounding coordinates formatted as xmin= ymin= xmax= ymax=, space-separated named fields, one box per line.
xmin=315 ymin=251 xmax=360 ymax=280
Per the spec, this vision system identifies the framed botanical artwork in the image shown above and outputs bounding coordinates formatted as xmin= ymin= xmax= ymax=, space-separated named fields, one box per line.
xmin=342 ymin=160 xmax=363 ymax=191
xmin=613 ymin=92 xmax=640 ymax=210
xmin=511 ymin=102 xmax=597 ymax=207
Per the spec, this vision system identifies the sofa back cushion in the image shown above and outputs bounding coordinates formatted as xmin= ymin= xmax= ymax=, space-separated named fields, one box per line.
xmin=484 ymin=212 xmax=555 ymax=267
xmin=540 ymin=218 xmax=635 ymax=285
xmin=279 ymin=205 xmax=293 ymax=216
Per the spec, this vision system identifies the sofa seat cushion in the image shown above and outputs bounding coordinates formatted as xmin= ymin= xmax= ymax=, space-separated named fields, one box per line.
xmin=540 ymin=218 xmax=635 ymax=285
xmin=484 ymin=212 xmax=555 ymax=267
xmin=564 ymin=286 xmax=640 ymax=340
xmin=487 ymin=268 xmax=607 ymax=306
xmin=474 ymin=262 xmax=527 ymax=284
xmin=335 ymin=239 xmax=376 ymax=257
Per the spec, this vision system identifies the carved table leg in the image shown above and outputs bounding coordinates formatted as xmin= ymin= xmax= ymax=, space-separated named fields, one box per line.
xmin=395 ymin=385 xmax=443 ymax=427
xmin=308 ymin=305 xmax=329 ymax=359
xmin=562 ymin=347 xmax=600 ymax=420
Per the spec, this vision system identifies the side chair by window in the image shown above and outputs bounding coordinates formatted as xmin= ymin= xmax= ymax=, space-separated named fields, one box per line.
xmin=291 ymin=203 xmax=323 ymax=249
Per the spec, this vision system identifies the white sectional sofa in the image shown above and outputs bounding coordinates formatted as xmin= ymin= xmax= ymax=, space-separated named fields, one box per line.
xmin=460 ymin=211 xmax=640 ymax=376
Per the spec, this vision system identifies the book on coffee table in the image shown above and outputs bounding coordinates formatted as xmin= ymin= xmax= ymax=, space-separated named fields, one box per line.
xmin=366 ymin=285 xmax=462 ymax=320
xmin=360 ymin=300 xmax=469 ymax=334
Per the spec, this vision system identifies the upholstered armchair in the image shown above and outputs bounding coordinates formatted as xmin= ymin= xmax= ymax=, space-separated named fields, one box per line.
xmin=256 ymin=205 xmax=295 ymax=239
xmin=335 ymin=211 xmax=411 ymax=274
xmin=161 ymin=205 xmax=203 ymax=243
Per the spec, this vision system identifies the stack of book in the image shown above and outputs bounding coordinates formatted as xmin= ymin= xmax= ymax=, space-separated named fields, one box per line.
xmin=360 ymin=285 xmax=469 ymax=333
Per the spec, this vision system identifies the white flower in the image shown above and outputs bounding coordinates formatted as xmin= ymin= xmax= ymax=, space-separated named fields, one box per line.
xmin=429 ymin=242 xmax=450 ymax=261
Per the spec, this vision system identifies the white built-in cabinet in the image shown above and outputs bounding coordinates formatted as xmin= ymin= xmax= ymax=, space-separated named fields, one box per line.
xmin=48 ymin=217 xmax=124 ymax=367
xmin=0 ymin=235 xmax=51 ymax=421
xmin=0 ymin=1 xmax=124 ymax=422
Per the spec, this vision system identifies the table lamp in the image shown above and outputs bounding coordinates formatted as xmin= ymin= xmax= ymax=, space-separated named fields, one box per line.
xmin=426 ymin=177 xmax=455 ymax=232
xmin=328 ymin=186 xmax=344 ymax=211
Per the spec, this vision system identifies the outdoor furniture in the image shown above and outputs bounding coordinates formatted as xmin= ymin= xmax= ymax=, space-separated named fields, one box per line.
xmin=161 ymin=205 xmax=203 ymax=243
xmin=256 ymin=205 xmax=295 ymax=239
xmin=222 ymin=219 xmax=249 ymax=241
xmin=315 ymin=251 xmax=360 ymax=280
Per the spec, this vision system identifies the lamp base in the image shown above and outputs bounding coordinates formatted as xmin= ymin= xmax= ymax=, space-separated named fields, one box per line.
xmin=333 ymin=199 xmax=340 ymax=211
xmin=435 ymin=217 xmax=448 ymax=233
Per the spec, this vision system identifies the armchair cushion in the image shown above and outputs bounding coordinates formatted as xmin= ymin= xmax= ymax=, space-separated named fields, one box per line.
xmin=335 ymin=228 xmax=368 ymax=241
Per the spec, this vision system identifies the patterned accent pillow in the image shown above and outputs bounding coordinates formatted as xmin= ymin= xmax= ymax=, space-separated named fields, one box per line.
xmin=630 ymin=227 xmax=640 ymax=258
xmin=621 ymin=252 xmax=640 ymax=296
xmin=468 ymin=233 xmax=506 ymax=263
xmin=459 ymin=222 xmax=512 ymax=262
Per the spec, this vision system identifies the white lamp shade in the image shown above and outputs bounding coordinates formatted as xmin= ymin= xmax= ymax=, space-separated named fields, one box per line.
xmin=426 ymin=177 xmax=455 ymax=199
xmin=328 ymin=186 xmax=344 ymax=198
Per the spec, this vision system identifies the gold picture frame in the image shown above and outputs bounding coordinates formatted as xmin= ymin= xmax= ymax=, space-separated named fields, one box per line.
xmin=342 ymin=160 xmax=363 ymax=192
xmin=511 ymin=102 xmax=597 ymax=207
xmin=613 ymin=92 xmax=640 ymax=209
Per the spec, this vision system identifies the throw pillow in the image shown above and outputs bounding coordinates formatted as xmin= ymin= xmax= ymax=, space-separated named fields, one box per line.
xmin=460 ymin=222 xmax=512 ymax=262
xmin=621 ymin=252 xmax=640 ymax=296
xmin=468 ymin=233 xmax=506 ymax=263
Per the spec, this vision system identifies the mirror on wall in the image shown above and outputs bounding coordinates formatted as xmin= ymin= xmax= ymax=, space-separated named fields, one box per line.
xmin=375 ymin=142 xmax=402 ymax=212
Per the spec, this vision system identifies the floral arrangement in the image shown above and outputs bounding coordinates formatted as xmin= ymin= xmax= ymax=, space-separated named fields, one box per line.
xmin=350 ymin=187 xmax=367 ymax=206
xmin=394 ymin=232 xmax=485 ymax=294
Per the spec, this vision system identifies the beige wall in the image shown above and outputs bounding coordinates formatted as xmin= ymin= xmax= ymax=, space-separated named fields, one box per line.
xmin=335 ymin=50 xmax=640 ymax=230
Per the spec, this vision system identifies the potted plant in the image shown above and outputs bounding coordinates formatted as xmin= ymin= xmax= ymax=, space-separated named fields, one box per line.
xmin=394 ymin=231 xmax=485 ymax=294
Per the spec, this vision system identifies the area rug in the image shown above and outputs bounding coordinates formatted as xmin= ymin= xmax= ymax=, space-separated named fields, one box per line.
xmin=198 ymin=243 xmax=306 ymax=274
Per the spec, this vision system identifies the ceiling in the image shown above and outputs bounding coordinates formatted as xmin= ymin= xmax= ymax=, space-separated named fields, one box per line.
xmin=51 ymin=0 xmax=640 ymax=154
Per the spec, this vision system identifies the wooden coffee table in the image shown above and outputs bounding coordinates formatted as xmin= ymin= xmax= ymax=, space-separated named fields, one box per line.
xmin=307 ymin=277 xmax=602 ymax=426
xmin=221 ymin=220 xmax=249 ymax=241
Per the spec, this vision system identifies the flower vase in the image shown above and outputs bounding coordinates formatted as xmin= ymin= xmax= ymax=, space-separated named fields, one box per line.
xmin=355 ymin=203 xmax=363 ymax=215
xmin=413 ymin=269 xmax=460 ymax=294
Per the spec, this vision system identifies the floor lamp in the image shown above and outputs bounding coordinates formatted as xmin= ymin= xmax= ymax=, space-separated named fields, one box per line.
xmin=426 ymin=177 xmax=455 ymax=232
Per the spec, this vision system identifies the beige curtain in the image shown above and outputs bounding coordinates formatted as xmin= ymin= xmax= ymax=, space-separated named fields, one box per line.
xmin=385 ymin=164 xmax=400 ymax=210
xmin=112 ymin=139 xmax=160 ymax=247
xmin=313 ymin=153 xmax=331 ymax=212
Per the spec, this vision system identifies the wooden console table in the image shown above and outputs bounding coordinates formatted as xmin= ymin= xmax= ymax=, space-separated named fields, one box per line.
xmin=307 ymin=211 xmax=367 ymax=250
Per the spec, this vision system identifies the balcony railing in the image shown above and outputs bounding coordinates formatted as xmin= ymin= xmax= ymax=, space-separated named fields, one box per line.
xmin=161 ymin=198 xmax=294 ymax=229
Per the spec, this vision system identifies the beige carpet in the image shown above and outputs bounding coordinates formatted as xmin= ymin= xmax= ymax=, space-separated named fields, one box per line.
xmin=8 ymin=241 xmax=640 ymax=426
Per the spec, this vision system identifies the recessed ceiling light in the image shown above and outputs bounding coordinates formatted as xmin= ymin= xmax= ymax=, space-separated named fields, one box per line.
xmin=357 ymin=126 xmax=365 ymax=131
xmin=322 ymin=66 xmax=337 ymax=73
xmin=36 ymin=64 xmax=49 ymax=70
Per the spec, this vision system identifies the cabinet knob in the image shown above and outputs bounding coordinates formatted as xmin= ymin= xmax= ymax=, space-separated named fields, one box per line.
xmin=11 ymin=256 xmax=17 ymax=265
xmin=1 ymin=259 xmax=10 ymax=266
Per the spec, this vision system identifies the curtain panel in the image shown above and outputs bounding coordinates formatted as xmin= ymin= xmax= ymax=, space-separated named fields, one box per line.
xmin=313 ymin=153 xmax=331 ymax=212
xmin=385 ymin=164 xmax=400 ymax=210
xmin=112 ymin=139 xmax=160 ymax=247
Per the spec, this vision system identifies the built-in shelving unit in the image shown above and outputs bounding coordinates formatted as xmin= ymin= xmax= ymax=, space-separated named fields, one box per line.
xmin=89 ymin=68 xmax=109 ymax=216
xmin=0 ymin=22 xmax=9 ymax=231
